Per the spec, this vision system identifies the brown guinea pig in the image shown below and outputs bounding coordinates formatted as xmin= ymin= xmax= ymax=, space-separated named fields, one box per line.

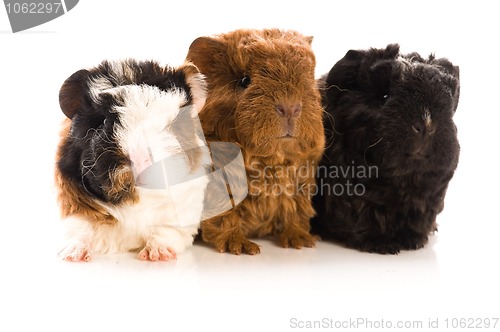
xmin=186 ymin=28 xmax=325 ymax=254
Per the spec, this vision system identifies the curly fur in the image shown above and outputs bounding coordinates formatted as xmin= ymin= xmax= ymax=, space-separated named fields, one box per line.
xmin=186 ymin=29 xmax=325 ymax=254
xmin=55 ymin=59 xmax=210 ymax=261
xmin=311 ymin=44 xmax=460 ymax=254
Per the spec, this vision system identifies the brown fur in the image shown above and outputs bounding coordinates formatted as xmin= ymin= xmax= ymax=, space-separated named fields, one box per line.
xmin=186 ymin=29 xmax=325 ymax=254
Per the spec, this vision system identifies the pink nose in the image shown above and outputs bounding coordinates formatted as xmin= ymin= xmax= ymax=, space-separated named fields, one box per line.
xmin=276 ymin=103 xmax=301 ymax=118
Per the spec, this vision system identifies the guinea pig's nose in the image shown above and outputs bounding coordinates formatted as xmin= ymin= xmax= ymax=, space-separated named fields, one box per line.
xmin=276 ymin=103 xmax=301 ymax=118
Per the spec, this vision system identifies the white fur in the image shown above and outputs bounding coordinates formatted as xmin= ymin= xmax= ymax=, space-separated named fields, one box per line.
xmin=88 ymin=76 xmax=114 ymax=103
xmin=109 ymin=60 xmax=137 ymax=83
xmin=61 ymin=83 xmax=210 ymax=261
xmin=113 ymin=85 xmax=187 ymax=162
xmin=423 ymin=108 xmax=432 ymax=127
xmin=185 ymin=72 xmax=207 ymax=116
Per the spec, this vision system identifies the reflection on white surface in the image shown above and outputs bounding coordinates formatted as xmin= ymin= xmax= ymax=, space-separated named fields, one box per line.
xmin=0 ymin=1 xmax=499 ymax=331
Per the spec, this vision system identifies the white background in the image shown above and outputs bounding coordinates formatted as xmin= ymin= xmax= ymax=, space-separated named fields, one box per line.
xmin=0 ymin=1 xmax=498 ymax=331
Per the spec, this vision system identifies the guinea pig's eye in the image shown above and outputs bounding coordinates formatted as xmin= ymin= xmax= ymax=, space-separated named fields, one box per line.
xmin=238 ymin=76 xmax=251 ymax=88
xmin=382 ymin=94 xmax=389 ymax=103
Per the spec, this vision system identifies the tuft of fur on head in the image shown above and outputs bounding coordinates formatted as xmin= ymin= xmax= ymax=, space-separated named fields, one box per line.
xmin=55 ymin=59 xmax=210 ymax=261
xmin=313 ymin=44 xmax=460 ymax=254
xmin=186 ymin=28 xmax=325 ymax=254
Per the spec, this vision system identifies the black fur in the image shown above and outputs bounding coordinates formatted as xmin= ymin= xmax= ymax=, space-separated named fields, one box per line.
xmin=57 ymin=59 xmax=192 ymax=204
xmin=311 ymin=44 xmax=460 ymax=254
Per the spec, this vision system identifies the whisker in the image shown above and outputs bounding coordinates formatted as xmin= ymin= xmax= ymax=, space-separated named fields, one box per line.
xmin=70 ymin=127 xmax=115 ymax=145
xmin=81 ymin=147 xmax=117 ymax=178
xmin=317 ymin=84 xmax=350 ymax=93
xmin=364 ymin=137 xmax=383 ymax=166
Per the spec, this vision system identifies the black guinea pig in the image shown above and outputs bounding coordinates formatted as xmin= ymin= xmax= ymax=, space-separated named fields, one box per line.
xmin=312 ymin=44 xmax=460 ymax=254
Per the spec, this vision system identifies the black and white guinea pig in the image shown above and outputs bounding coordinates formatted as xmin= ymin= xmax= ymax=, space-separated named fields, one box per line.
xmin=55 ymin=59 xmax=211 ymax=262
xmin=312 ymin=44 xmax=460 ymax=254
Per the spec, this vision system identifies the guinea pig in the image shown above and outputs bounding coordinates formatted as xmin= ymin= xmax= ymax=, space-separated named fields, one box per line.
xmin=185 ymin=28 xmax=325 ymax=255
xmin=311 ymin=44 xmax=460 ymax=254
xmin=55 ymin=59 xmax=211 ymax=261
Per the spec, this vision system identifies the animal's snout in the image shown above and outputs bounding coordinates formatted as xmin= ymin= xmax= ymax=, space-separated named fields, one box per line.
xmin=275 ymin=103 xmax=301 ymax=118
xmin=275 ymin=102 xmax=302 ymax=137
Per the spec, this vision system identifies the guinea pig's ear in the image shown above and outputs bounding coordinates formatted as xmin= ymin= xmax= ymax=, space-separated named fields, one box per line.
xmin=343 ymin=48 xmax=371 ymax=72
xmin=383 ymin=43 xmax=400 ymax=59
xmin=449 ymin=68 xmax=460 ymax=113
xmin=428 ymin=57 xmax=461 ymax=112
xmin=443 ymin=64 xmax=460 ymax=113
xmin=304 ymin=36 xmax=313 ymax=45
xmin=326 ymin=48 xmax=365 ymax=89
xmin=59 ymin=69 xmax=91 ymax=119
xmin=321 ymin=49 xmax=365 ymax=107
xmin=344 ymin=49 xmax=364 ymax=61
xmin=186 ymin=36 xmax=226 ymax=73
xmin=430 ymin=57 xmax=460 ymax=80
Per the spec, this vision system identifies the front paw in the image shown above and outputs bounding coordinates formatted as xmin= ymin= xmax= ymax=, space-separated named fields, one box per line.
xmin=138 ymin=244 xmax=177 ymax=261
xmin=349 ymin=232 xmax=428 ymax=254
xmin=214 ymin=236 xmax=261 ymax=255
xmin=59 ymin=240 xmax=92 ymax=262
xmin=279 ymin=230 xmax=318 ymax=249
xmin=355 ymin=239 xmax=403 ymax=255
xmin=201 ymin=212 xmax=260 ymax=255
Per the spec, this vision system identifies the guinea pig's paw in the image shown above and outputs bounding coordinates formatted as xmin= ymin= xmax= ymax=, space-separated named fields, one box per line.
xmin=351 ymin=236 xmax=403 ymax=255
xmin=214 ymin=235 xmax=261 ymax=255
xmin=278 ymin=229 xmax=317 ymax=249
xmin=396 ymin=231 xmax=429 ymax=251
xmin=355 ymin=232 xmax=428 ymax=254
xmin=138 ymin=244 xmax=177 ymax=262
xmin=59 ymin=240 xmax=92 ymax=262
